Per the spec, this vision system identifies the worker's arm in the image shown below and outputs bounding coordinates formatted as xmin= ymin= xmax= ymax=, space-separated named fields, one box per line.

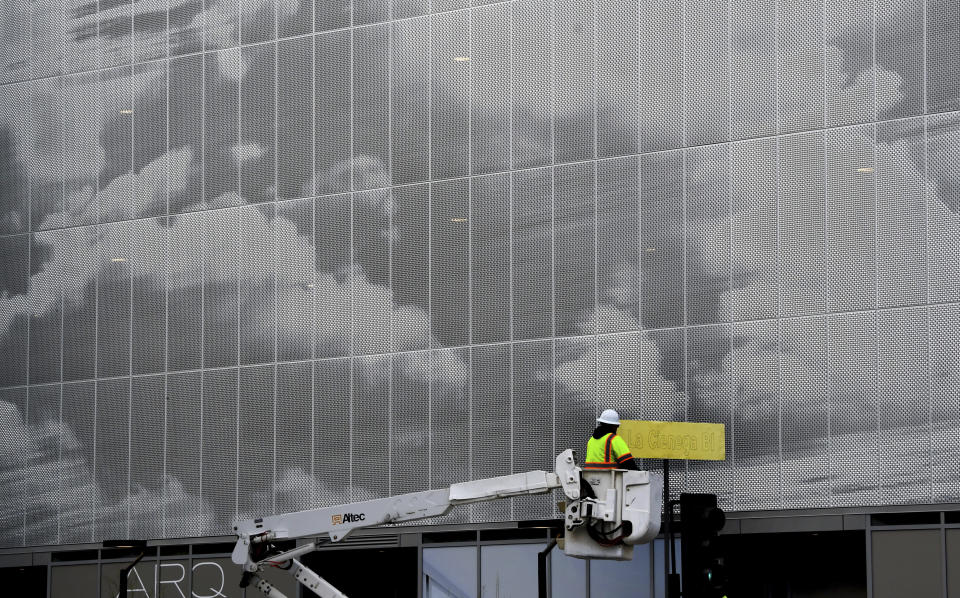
xmin=612 ymin=435 xmax=640 ymax=471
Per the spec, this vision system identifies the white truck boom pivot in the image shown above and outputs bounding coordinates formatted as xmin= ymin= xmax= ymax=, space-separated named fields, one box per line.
xmin=232 ymin=450 xmax=662 ymax=598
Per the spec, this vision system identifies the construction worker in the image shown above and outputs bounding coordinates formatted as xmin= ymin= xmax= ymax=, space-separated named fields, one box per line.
xmin=585 ymin=409 xmax=639 ymax=471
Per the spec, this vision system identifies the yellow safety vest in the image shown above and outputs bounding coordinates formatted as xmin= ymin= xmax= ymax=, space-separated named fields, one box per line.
xmin=585 ymin=433 xmax=633 ymax=470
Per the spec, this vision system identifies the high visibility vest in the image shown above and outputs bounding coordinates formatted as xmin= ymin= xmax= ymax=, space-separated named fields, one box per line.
xmin=584 ymin=433 xmax=634 ymax=470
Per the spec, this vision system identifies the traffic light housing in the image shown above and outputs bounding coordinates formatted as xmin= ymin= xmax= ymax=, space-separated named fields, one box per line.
xmin=680 ymin=493 xmax=726 ymax=598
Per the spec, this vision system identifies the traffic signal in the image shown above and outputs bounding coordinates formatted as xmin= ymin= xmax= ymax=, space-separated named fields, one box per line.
xmin=680 ymin=493 xmax=727 ymax=598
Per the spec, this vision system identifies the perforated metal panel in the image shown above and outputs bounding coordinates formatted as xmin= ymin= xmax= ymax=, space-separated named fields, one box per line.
xmin=729 ymin=138 xmax=777 ymax=321
xmin=30 ymin=76 xmax=65 ymax=231
xmin=202 ymin=208 xmax=240 ymax=368
xmin=392 ymin=184 xmax=431 ymax=350
xmin=777 ymin=0 xmax=824 ymax=133
xmin=778 ymin=133 xmax=827 ymax=317
xmin=470 ymin=174 xmax=511 ymax=344
xmin=314 ymin=194 xmax=351 ymax=358
xmin=824 ymin=0 xmax=874 ymax=127
xmin=132 ymin=61 xmax=168 ymax=219
xmin=354 ymin=24 xmax=391 ymax=190
xmin=829 ymin=312 xmax=879 ymax=506
xmin=877 ymin=118 xmax=928 ymax=308
xmin=29 ymin=230 xmax=64 ymax=384
xmin=731 ymin=320 xmax=779 ymax=510
xmin=24 ymin=384 xmax=60 ymax=546
xmin=391 ymin=352 xmax=430 ymax=496
xmin=431 ymin=179 xmax=470 ymax=348
xmin=60 ymin=380 xmax=95 ymax=543
xmin=432 ymin=10 xmax=471 ymax=179
xmin=63 ymin=0 xmax=97 ymax=73
xmin=0 ymin=386 xmax=27 ymax=546
xmin=512 ymin=341 xmax=554 ymax=519
xmin=204 ymin=0 xmax=238 ymax=50
xmin=596 ymin=0 xmax=638 ymax=157
xmin=201 ymin=368 xmax=238 ymax=533
xmin=596 ymin=157 xmax=639 ymax=333
xmin=471 ymin=3 xmax=512 ymax=174
xmin=470 ymin=344 xmax=510 ymax=522
xmin=315 ymin=30 xmax=351 ymax=195
xmin=825 ymin=124 xmax=876 ymax=312
xmin=238 ymin=365 xmax=275 ymax=517
xmin=167 ymin=213 xmax=203 ymax=371
xmin=129 ymin=375 xmax=165 ymax=539
xmin=277 ymin=36 xmax=315 ymax=200
xmin=877 ymin=308 xmax=931 ymax=504
xmin=640 ymin=151 xmax=684 ymax=329
xmin=168 ymin=55 xmax=204 ymax=214
xmin=313 ymin=358 xmax=351 ymax=506
xmin=239 ymin=203 xmax=276 ymax=365
xmin=513 ymin=0 xmax=554 ymax=168
xmin=684 ymin=325 xmax=732 ymax=502
xmin=730 ymin=0 xmax=776 ymax=140
xmin=164 ymin=371 xmax=202 ymax=537
xmin=0 ymin=82 xmax=30 ymax=234
xmin=639 ymin=0 xmax=682 ymax=151
xmin=63 ymin=72 xmax=98 ymax=227
xmin=512 ymin=167 xmax=553 ymax=340
xmin=94 ymin=377 xmax=130 ymax=540
xmin=0 ymin=235 xmax=29 ymax=386
xmin=353 ymin=189 xmax=392 ymax=355
xmin=97 ymin=221 xmax=132 ymax=378
xmin=98 ymin=68 xmax=134 ymax=221
xmin=352 ymin=355 xmax=390 ymax=501
xmin=98 ymin=0 xmax=132 ymax=68
xmin=930 ymin=304 xmax=960 ymax=503
xmin=431 ymin=348 xmax=471 ymax=503
xmin=597 ymin=333 xmax=639 ymax=421
xmin=130 ymin=217 xmax=167 ymax=375
xmin=275 ymin=362 xmax=314 ymax=513
xmin=276 ymin=199 xmax=315 ymax=362
xmin=779 ymin=316 xmax=830 ymax=509
xmin=926 ymin=113 xmax=960 ymax=304
xmin=555 ymin=163 xmax=596 ymax=336
xmin=684 ymin=144 xmax=730 ymax=325
xmin=240 ymin=43 xmax=277 ymax=204
xmin=554 ymin=0 xmax=596 ymax=163
xmin=927 ymin=0 xmax=960 ymax=113
xmin=204 ymin=49 xmax=240 ymax=208
xmin=240 ymin=0 xmax=275 ymax=44
xmin=392 ymin=17 xmax=431 ymax=185
xmin=132 ymin=0 xmax=167 ymax=62
xmin=876 ymin=0 xmax=923 ymax=119
xmin=61 ymin=226 xmax=97 ymax=381
xmin=683 ymin=0 xmax=729 ymax=146
xmin=316 ymin=0 xmax=349 ymax=32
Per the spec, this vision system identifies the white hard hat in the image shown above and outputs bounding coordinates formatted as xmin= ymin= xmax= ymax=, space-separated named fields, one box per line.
xmin=596 ymin=409 xmax=621 ymax=426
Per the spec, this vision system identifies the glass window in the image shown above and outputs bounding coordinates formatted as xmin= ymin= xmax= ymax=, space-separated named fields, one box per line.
xmin=480 ymin=544 xmax=544 ymax=598
xmin=652 ymin=538 xmax=681 ymax=598
xmin=191 ymin=557 xmax=243 ymax=598
xmin=424 ymin=546 xmax=478 ymax=598
xmin=101 ymin=560 xmax=157 ymax=598
xmin=550 ymin=546 xmax=587 ymax=598
xmin=590 ymin=542 xmax=652 ymax=597
xmin=157 ymin=559 xmax=190 ymax=598
xmin=51 ymin=565 xmax=98 ymax=598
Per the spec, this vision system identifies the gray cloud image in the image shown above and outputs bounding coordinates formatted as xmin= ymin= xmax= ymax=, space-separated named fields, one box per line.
xmin=0 ymin=0 xmax=958 ymax=547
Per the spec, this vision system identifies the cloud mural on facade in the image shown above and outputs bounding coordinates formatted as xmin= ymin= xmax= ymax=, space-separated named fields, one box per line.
xmin=0 ymin=0 xmax=958 ymax=545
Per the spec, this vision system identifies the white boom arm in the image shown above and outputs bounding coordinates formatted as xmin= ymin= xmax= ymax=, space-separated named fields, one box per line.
xmin=232 ymin=449 xmax=661 ymax=598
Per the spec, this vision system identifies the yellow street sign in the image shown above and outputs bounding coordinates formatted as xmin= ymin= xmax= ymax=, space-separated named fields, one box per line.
xmin=618 ymin=420 xmax=726 ymax=461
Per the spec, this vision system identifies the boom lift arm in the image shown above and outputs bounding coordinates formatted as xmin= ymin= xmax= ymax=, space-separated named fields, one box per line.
xmin=232 ymin=449 xmax=662 ymax=598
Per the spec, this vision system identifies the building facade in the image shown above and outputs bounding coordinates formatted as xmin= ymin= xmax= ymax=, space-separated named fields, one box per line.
xmin=0 ymin=0 xmax=958 ymax=594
